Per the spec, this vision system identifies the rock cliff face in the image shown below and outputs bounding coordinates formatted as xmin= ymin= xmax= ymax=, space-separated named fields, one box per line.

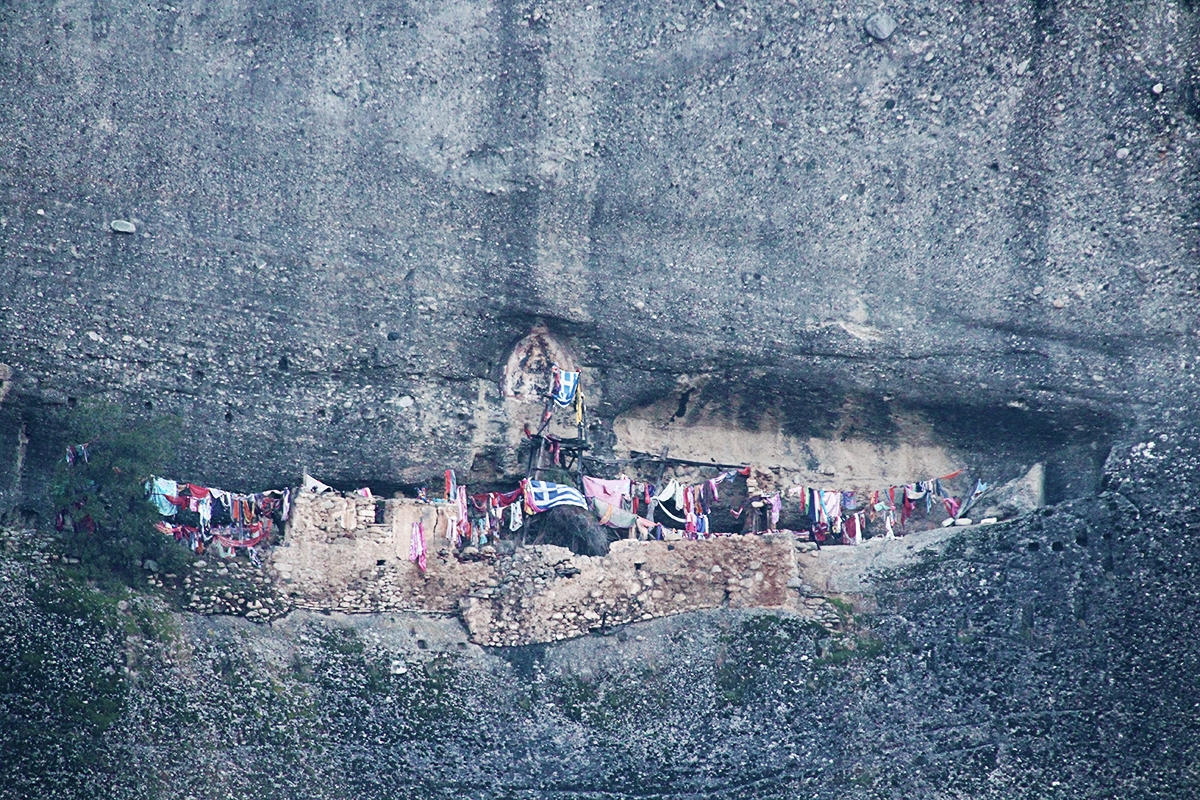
xmin=2 ymin=0 xmax=1198 ymax=502
xmin=2 ymin=2 xmax=1200 ymax=797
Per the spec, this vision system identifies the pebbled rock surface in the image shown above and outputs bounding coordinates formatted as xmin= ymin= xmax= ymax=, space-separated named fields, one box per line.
xmin=1 ymin=435 xmax=1198 ymax=799
xmin=0 ymin=1 xmax=1198 ymax=497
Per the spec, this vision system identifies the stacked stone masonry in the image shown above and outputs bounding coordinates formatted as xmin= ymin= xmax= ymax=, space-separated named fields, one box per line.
xmin=270 ymin=493 xmax=806 ymax=646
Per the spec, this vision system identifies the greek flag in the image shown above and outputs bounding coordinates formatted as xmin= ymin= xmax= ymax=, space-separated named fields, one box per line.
xmin=552 ymin=367 xmax=580 ymax=407
xmin=523 ymin=479 xmax=587 ymax=513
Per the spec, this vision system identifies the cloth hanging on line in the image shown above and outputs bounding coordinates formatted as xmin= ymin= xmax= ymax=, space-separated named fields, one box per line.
xmin=471 ymin=487 xmax=523 ymax=509
xmin=198 ymin=496 xmax=212 ymax=533
xmin=551 ymin=366 xmax=581 ymax=407
xmin=590 ymin=497 xmax=642 ymax=529
xmin=146 ymin=477 xmax=179 ymax=517
xmin=303 ymin=473 xmax=334 ymax=494
xmin=65 ymin=443 xmax=91 ymax=465
xmin=409 ymin=521 xmax=427 ymax=572
xmin=523 ymin=479 xmax=588 ymax=513
xmin=843 ymin=512 xmax=865 ymax=545
xmin=583 ymin=476 xmax=631 ymax=507
xmin=453 ymin=487 xmax=470 ymax=547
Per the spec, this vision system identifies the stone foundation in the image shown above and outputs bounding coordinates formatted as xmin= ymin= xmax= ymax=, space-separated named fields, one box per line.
xmin=270 ymin=492 xmax=802 ymax=646
xmin=270 ymin=492 xmax=489 ymax=614
xmin=462 ymin=535 xmax=798 ymax=647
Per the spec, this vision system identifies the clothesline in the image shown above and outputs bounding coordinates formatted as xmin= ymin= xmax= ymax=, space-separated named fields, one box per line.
xmin=146 ymin=475 xmax=291 ymax=560
xmin=439 ymin=457 xmax=985 ymax=549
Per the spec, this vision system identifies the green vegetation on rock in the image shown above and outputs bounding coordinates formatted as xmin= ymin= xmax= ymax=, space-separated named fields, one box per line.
xmin=48 ymin=401 xmax=184 ymax=586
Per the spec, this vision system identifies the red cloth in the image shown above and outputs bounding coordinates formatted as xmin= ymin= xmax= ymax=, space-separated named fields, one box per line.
xmin=470 ymin=487 xmax=523 ymax=509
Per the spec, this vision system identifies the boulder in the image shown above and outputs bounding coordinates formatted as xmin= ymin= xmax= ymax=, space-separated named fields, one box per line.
xmin=973 ymin=463 xmax=1045 ymax=520
xmin=864 ymin=11 xmax=898 ymax=40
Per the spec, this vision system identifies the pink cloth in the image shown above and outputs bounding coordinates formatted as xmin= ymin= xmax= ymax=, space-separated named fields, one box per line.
xmin=582 ymin=476 xmax=630 ymax=507
xmin=455 ymin=487 xmax=470 ymax=546
xmin=409 ymin=521 xmax=427 ymax=572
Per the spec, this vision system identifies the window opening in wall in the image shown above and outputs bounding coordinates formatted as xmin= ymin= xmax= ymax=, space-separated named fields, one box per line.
xmin=376 ymin=559 xmax=387 ymax=566
xmin=374 ymin=500 xmax=386 ymax=524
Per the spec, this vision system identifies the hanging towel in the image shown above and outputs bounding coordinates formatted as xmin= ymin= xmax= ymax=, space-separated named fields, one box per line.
xmin=198 ymin=496 xmax=212 ymax=533
xmin=654 ymin=480 xmax=679 ymax=503
xmin=146 ymin=477 xmax=178 ymax=517
xmin=509 ymin=501 xmax=523 ymax=531
xmin=582 ymin=476 xmax=631 ymax=507
xmin=409 ymin=521 xmax=427 ymax=572
xmin=456 ymin=486 xmax=470 ymax=544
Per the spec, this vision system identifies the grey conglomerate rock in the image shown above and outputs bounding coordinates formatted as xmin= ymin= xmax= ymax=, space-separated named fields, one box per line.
xmin=0 ymin=0 xmax=1195 ymax=498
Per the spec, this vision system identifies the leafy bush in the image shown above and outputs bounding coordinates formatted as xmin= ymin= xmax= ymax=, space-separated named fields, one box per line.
xmin=48 ymin=400 xmax=185 ymax=585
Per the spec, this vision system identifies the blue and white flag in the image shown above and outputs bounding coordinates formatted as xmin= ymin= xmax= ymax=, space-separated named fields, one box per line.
xmin=551 ymin=367 xmax=580 ymax=407
xmin=523 ymin=479 xmax=588 ymax=513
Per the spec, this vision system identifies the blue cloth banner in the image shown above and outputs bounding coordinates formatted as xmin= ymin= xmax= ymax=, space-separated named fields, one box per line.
xmin=523 ymin=480 xmax=587 ymax=512
xmin=552 ymin=368 xmax=580 ymax=407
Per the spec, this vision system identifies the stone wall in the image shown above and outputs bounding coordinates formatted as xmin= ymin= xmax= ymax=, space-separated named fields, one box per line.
xmin=461 ymin=535 xmax=799 ymax=647
xmin=269 ymin=492 xmax=803 ymax=646
xmin=270 ymin=492 xmax=488 ymax=614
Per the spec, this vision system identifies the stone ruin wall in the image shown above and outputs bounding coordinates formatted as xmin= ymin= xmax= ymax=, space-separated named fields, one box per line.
xmin=269 ymin=492 xmax=815 ymax=646
xmin=270 ymin=492 xmax=489 ymax=615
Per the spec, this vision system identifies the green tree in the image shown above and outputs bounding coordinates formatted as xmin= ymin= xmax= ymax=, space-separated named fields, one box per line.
xmin=48 ymin=401 xmax=186 ymax=585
